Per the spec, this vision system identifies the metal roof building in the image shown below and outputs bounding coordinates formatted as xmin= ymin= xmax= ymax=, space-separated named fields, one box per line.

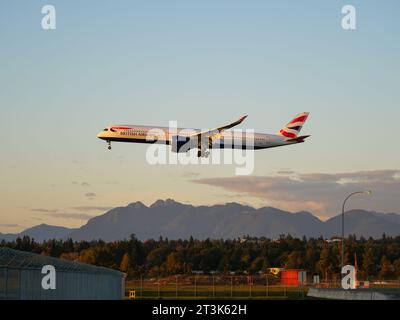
xmin=0 ymin=247 xmax=125 ymax=300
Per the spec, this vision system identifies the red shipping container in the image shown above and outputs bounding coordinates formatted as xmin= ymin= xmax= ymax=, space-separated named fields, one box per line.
xmin=281 ymin=269 xmax=305 ymax=286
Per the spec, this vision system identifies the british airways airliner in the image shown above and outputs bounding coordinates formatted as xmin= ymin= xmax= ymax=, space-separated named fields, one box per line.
xmin=97 ymin=112 xmax=310 ymax=157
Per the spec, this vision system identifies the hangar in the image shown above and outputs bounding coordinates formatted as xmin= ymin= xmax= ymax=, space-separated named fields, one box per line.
xmin=0 ymin=247 xmax=125 ymax=300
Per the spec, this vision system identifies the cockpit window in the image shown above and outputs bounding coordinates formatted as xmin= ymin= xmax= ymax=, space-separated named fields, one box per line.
xmin=103 ymin=128 xmax=109 ymax=131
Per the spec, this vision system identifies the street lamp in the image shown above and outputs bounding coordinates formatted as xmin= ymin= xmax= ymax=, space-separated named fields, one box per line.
xmin=341 ymin=190 xmax=372 ymax=269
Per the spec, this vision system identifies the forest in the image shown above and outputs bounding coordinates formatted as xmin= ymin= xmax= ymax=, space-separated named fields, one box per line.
xmin=2 ymin=234 xmax=400 ymax=280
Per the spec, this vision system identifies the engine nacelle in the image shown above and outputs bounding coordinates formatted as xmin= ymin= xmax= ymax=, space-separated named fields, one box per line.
xmin=170 ymin=135 xmax=195 ymax=153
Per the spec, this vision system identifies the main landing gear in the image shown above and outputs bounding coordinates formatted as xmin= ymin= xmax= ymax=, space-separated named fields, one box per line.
xmin=197 ymin=149 xmax=210 ymax=158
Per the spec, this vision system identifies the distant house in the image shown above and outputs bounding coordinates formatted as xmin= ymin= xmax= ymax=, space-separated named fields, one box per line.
xmin=325 ymin=237 xmax=341 ymax=243
xmin=239 ymin=236 xmax=264 ymax=244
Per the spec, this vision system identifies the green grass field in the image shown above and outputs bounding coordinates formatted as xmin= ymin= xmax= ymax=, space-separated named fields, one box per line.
xmin=125 ymin=283 xmax=309 ymax=300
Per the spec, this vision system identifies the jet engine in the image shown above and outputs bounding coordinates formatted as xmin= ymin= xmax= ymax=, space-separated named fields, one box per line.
xmin=170 ymin=135 xmax=195 ymax=153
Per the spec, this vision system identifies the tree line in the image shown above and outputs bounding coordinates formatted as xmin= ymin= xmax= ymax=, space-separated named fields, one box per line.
xmin=2 ymin=234 xmax=400 ymax=280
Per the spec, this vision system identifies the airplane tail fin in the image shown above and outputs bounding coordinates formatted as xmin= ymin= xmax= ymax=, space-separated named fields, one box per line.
xmin=278 ymin=112 xmax=310 ymax=138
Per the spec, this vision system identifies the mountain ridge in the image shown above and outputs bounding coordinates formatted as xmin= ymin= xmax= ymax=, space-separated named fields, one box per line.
xmin=1 ymin=199 xmax=399 ymax=242
xmin=0 ymin=224 xmax=76 ymax=242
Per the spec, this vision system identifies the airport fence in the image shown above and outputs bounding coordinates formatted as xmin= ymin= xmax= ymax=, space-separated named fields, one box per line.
xmin=126 ymin=275 xmax=309 ymax=299
xmin=314 ymin=279 xmax=400 ymax=289
xmin=125 ymin=276 xmax=400 ymax=300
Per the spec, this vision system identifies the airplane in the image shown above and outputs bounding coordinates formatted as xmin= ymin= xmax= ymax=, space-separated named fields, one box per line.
xmin=97 ymin=112 xmax=310 ymax=157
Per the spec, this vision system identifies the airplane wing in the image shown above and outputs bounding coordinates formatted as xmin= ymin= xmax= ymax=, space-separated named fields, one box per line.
xmin=190 ymin=115 xmax=248 ymax=142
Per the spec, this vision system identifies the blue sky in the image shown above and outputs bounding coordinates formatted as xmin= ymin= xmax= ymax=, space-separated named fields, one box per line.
xmin=0 ymin=1 xmax=399 ymax=232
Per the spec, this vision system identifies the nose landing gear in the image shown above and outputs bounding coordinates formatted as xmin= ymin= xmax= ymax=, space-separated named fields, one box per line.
xmin=107 ymin=141 xmax=112 ymax=150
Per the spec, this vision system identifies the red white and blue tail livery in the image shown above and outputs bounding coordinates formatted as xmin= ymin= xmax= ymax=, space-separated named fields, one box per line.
xmin=278 ymin=112 xmax=310 ymax=139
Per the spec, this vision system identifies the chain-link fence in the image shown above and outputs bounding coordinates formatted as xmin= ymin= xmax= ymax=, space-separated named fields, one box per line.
xmin=126 ymin=275 xmax=400 ymax=300
xmin=126 ymin=275 xmax=309 ymax=299
xmin=314 ymin=279 xmax=400 ymax=289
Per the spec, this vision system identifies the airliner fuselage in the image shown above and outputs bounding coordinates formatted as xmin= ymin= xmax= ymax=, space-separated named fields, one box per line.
xmin=97 ymin=113 xmax=310 ymax=157
xmin=97 ymin=126 xmax=297 ymax=149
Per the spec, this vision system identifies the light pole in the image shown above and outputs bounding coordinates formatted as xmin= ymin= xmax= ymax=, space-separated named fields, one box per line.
xmin=341 ymin=190 xmax=372 ymax=269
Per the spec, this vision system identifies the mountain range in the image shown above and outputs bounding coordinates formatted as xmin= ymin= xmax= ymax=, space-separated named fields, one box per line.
xmin=1 ymin=199 xmax=399 ymax=242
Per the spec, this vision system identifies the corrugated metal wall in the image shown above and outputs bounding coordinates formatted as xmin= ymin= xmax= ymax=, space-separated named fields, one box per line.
xmin=0 ymin=267 xmax=125 ymax=300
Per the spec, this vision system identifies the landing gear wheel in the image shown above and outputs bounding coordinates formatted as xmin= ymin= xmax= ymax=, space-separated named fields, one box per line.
xmin=197 ymin=149 xmax=210 ymax=158
xmin=108 ymin=145 xmax=112 ymax=150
